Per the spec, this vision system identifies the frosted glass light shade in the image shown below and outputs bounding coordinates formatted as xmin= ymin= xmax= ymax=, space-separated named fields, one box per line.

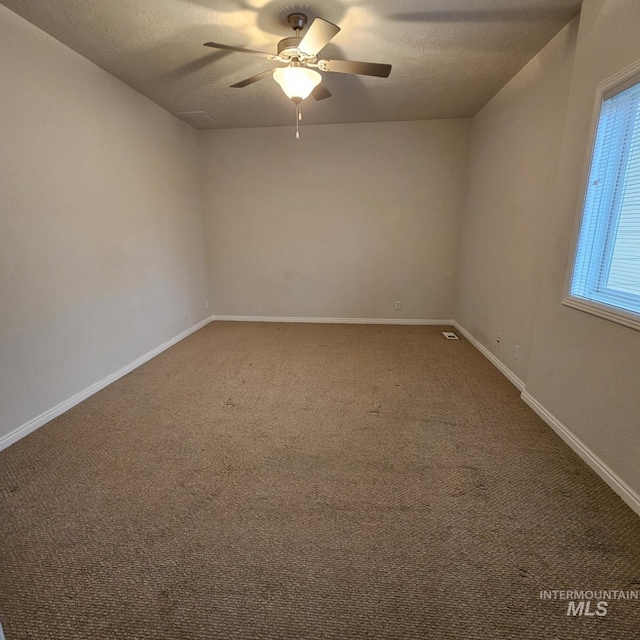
xmin=273 ymin=66 xmax=321 ymax=101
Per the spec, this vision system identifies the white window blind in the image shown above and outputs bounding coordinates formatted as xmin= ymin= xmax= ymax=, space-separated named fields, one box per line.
xmin=570 ymin=72 xmax=640 ymax=321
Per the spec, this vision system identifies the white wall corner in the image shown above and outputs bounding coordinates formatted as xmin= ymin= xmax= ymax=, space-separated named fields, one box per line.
xmin=0 ymin=316 xmax=215 ymax=452
xmin=521 ymin=391 xmax=640 ymax=518
xmin=452 ymin=321 xmax=525 ymax=391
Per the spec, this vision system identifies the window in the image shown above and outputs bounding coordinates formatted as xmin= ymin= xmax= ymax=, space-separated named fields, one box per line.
xmin=565 ymin=67 xmax=640 ymax=330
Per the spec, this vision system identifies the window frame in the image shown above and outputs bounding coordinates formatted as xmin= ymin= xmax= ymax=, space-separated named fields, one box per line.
xmin=563 ymin=59 xmax=640 ymax=332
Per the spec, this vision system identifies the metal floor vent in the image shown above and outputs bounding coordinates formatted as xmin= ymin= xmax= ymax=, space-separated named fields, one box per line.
xmin=442 ymin=331 xmax=459 ymax=340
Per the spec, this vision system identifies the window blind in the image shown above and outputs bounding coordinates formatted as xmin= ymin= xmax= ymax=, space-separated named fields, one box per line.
xmin=571 ymin=73 xmax=640 ymax=317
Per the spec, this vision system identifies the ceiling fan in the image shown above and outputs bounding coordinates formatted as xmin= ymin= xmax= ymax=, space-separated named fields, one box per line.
xmin=203 ymin=13 xmax=392 ymax=137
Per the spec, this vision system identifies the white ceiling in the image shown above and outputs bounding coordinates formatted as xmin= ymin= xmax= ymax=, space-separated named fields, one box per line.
xmin=2 ymin=0 xmax=582 ymax=129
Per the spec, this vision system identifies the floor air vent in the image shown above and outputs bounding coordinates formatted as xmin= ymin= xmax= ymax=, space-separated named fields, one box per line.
xmin=442 ymin=331 xmax=459 ymax=340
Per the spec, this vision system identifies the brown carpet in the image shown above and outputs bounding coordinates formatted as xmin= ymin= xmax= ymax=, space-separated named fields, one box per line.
xmin=1 ymin=322 xmax=639 ymax=640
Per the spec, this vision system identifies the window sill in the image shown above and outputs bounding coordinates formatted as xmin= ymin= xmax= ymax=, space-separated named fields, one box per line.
xmin=563 ymin=296 xmax=640 ymax=332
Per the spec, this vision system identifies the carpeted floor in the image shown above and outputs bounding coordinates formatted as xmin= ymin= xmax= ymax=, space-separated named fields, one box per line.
xmin=1 ymin=322 xmax=639 ymax=640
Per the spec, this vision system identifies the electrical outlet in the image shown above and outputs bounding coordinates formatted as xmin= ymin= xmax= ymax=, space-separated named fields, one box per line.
xmin=205 ymin=299 xmax=209 ymax=309
xmin=514 ymin=345 xmax=520 ymax=360
xmin=496 ymin=333 xmax=502 ymax=344
xmin=395 ymin=301 xmax=402 ymax=310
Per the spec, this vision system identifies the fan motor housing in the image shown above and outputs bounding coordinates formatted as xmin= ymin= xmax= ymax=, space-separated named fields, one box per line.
xmin=277 ymin=36 xmax=303 ymax=58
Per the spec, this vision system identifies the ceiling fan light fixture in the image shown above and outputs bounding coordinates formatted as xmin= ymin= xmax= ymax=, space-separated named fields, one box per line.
xmin=273 ymin=66 xmax=321 ymax=101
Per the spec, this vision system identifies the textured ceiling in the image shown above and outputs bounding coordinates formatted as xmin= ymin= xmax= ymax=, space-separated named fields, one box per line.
xmin=1 ymin=0 xmax=582 ymax=129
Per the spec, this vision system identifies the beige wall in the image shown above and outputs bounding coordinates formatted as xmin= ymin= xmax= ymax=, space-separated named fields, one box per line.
xmin=199 ymin=120 xmax=470 ymax=320
xmin=455 ymin=20 xmax=578 ymax=380
xmin=0 ymin=6 xmax=209 ymax=440
xmin=525 ymin=0 xmax=640 ymax=494
xmin=456 ymin=1 xmax=640 ymax=498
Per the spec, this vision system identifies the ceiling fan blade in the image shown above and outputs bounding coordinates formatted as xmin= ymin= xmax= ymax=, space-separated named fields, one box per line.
xmin=230 ymin=68 xmax=276 ymax=88
xmin=298 ymin=18 xmax=340 ymax=56
xmin=318 ymin=59 xmax=392 ymax=78
xmin=203 ymin=42 xmax=275 ymax=59
xmin=312 ymin=83 xmax=332 ymax=101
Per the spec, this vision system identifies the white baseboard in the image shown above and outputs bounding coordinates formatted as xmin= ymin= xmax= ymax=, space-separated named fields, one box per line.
xmin=452 ymin=321 xmax=525 ymax=391
xmin=454 ymin=320 xmax=640 ymax=517
xmin=211 ymin=315 xmax=455 ymax=326
xmin=0 ymin=314 xmax=449 ymax=451
xmin=4 ymin=313 xmax=639 ymax=520
xmin=0 ymin=316 xmax=213 ymax=452
xmin=521 ymin=391 xmax=640 ymax=518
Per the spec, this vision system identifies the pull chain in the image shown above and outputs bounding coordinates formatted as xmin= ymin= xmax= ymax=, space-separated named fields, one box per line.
xmin=296 ymin=102 xmax=300 ymax=139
